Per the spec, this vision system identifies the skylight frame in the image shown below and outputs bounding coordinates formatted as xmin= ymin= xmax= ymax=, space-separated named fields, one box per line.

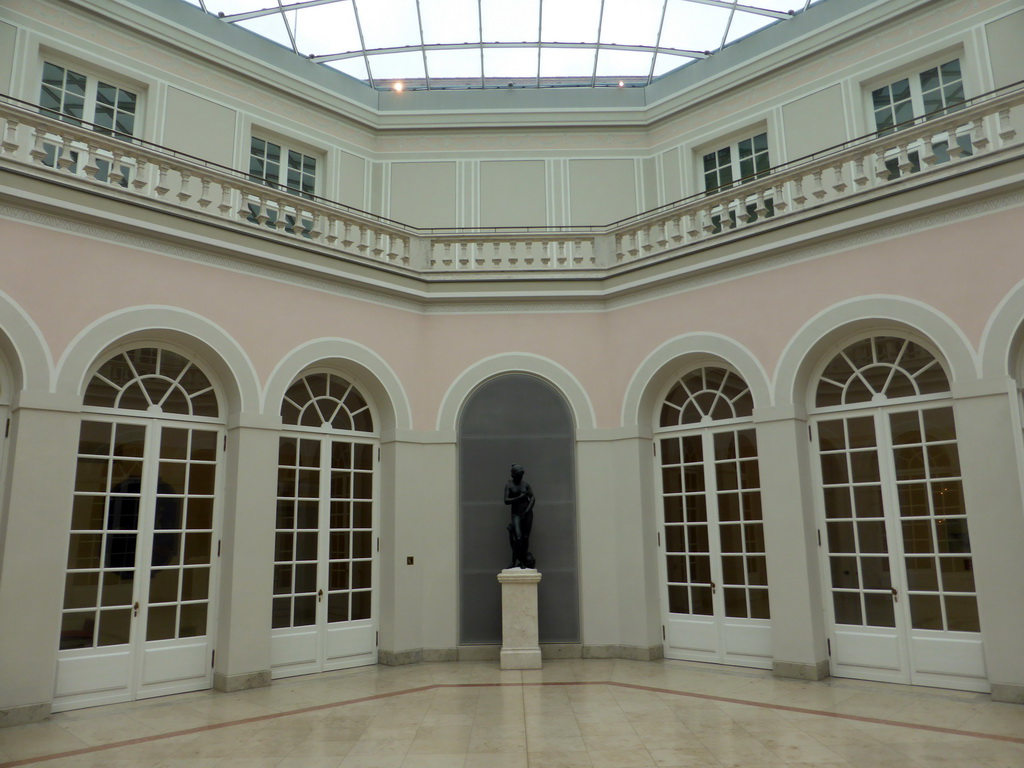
xmin=185 ymin=0 xmax=822 ymax=91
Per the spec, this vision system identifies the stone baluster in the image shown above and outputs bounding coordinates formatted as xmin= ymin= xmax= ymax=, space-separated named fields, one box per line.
xmin=997 ymin=108 xmax=1016 ymax=144
xmin=920 ymin=134 xmax=938 ymax=167
xmin=557 ymin=239 xmax=573 ymax=266
xmin=896 ymin=142 xmax=913 ymax=175
xmin=337 ymin=221 xmax=353 ymax=248
xmin=772 ymin=183 xmax=787 ymax=214
xmin=791 ymin=177 xmax=808 ymax=208
xmin=540 ymin=240 xmax=551 ymax=266
xmin=290 ymin=211 xmax=307 ymax=238
xmin=176 ymin=169 xmax=192 ymax=203
xmin=947 ymin=124 xmax=966 ymax=160
xmin=831 ymin=164 xmax=847 ymax=195
xmin=700 ymin=208 xmax=717 ymax=236
xmin=325 ymin=216 xmax=339 ymax=245
xmin=29 ymin=129 xmax=49 ymax=165
xmin=852 ymin=157 xmax=869 ymax=188
xmin=54 ymin=136 xmax=75 ymax=172
xmin=82 ymin=144 xmax=101 ymax=178
xmin=686 ymin=213 xmax=700 ymax=240
xmin=1 ymin=116 xmax=20 ymax=155
xmin=308 ymin=212 xmax=324 ymax=241
xmin=970 ymin=117 xmax=990 ymax=154
xmin=523 ymin=240 xmax=534 ymax=266
xmin=197 ymin=177 xmax=213 ymax=208
xmin=153 ymin=164 xmax=170 ymax=197
xmin=753 ymin=190 xmax=768 ymax=221
xmin=811 ymin=169 xmax=827 ymax=201
xmin=874 ymin=150 xmax=892 ymax=182
xmin=217 ymin=181 xmax=233 ymax=215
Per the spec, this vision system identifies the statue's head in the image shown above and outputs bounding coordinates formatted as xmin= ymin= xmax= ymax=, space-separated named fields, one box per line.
xmin=510 ymin=463 xmax=524 ymax=480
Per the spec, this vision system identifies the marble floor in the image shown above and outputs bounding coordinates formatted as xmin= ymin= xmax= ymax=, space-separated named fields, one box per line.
xmin=1 ymin=659 xmax=1023 ymax=768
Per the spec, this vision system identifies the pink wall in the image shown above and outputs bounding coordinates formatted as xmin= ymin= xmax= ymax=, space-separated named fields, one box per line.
xmin=2 ymin=207 xmax=1021 ymax=430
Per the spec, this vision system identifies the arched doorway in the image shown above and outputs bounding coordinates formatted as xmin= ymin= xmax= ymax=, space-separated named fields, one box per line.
xmin=55 ymin=347 xmax=224 ymax=711
xmin=811 ymin=335 xmax=986 ymax=691
xmin=654 ymin=365 xmax=771 ymax=667
xmin=270 ymin=371 xmax=379 ymax=677
xmin=458 ymin=374 xmax=579 ymax=646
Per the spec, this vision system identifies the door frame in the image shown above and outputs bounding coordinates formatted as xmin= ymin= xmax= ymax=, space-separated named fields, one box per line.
xmin=270 ymin=429 xmax=380 ymax=680
xmin=53 ymin=413 xmax=225 ymax=712
xmin=654 ymin=421 xmax=772 ymax=669
xmin=810 ymin=400 xmax=989 ymax=692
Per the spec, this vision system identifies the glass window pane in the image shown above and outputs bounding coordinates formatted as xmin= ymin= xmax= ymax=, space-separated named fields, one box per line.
xmin=179 ymin=603 xmax=208 ymax=638
xmin=99 ymin=609 xmax=133 ymax=646
xmin=905 ymin=556 xmax=938 ymax=591
xmin=944 ymin=595 xmax=980 ymax=632
xmin=909 ymin=594 xmax=943 ymax=630
xmin=864 ymin=592 xmax=895 ymax=627
xmin=352 ymin=590 xmax=371 ymax=620
xmin=833 ymin=592 xmax=861 ymax=625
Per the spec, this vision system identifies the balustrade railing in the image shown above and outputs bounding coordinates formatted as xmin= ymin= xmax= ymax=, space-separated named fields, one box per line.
xmin=609 ymin=84 xmax=1022 ymax=264
xmin=1 ymin=83 xmax=1021 ymax=277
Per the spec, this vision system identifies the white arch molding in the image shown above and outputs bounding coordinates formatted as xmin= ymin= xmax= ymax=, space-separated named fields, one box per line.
xmin=0 ymin=288 xmax=54 ymax=396
xmin=773 ymin=295 xmax=978 ymax=415
xmin=621 ymin=333 xmax=772 ymax=433
xmin=54 ymin=306 xmax=260 ymax=416
xmin=436 ymin=353 xmax=596 ymax=434
xmin=263 ymin=339 xmax=411 ymax=435
xmin=980 ymin=277 xmax=1024 ymax=382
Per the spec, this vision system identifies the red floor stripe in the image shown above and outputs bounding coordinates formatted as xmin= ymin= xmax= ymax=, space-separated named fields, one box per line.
xmin=1 ymin=679 xmax=1020 ymax=767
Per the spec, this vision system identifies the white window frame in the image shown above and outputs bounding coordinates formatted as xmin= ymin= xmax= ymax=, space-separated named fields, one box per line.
xmin=34 ymin=56 xmax=144 ymax=186
xmin=247 ymin=132 xmax=321 ymax=200
xmin=861 ymin=51 xmax=972 ymax=178
xmin=694 ymin=125 xmax=774 ymax=232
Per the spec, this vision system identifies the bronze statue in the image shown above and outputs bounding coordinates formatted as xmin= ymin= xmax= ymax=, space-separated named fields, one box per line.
xmin=504 ymin=463 xmax=536 ymax=569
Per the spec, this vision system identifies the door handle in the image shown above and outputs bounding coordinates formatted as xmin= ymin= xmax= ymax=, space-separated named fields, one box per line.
xmin=891 ymin=588 xmax=898 ymax=603
xmin=318 ymin=589 xmax=323 ymax=602
xmin=711 ymin=581 xmax=716 ymax=595
xmin=133 ymin=601 xmax=140 ymax=617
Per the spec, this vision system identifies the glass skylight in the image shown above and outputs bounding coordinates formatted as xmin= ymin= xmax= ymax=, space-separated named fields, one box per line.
xmin=179 ymin=0 xmax=825 ymax=91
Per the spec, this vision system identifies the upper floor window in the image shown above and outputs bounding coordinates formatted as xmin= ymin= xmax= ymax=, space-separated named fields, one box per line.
xmin=39 ymin=62 xmax=138 ymax=138
xmin=871 ymin=58 xmax=965 ymax=136
xmin=702 ymin=132 xmax=770 ymax=194
xmin=870 ymin=58 xmax=969 ymax=177
xmin=700 ymin=132 xmax=772 ymax=232
xmin=249 ymin=136 xmax=317 ymax=199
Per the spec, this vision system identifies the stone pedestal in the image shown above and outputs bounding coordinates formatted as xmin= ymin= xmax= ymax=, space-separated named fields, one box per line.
xmin=497 ymin=568 xmax=542 ymax=670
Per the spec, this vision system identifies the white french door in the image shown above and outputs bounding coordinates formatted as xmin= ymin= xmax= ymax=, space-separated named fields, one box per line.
xmin=814 ymin=404 xmax=987 ymax=691
xmin=270 ymin=434 xmax=377 ymax=678
xmin=55 ymin=418 xmax=222 ymax=711
xmin=657 ymin=425 xmax=772 ymax=667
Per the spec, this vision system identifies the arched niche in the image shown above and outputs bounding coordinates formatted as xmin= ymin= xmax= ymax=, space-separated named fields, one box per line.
xmin=458 ymin=373 xmax=579 ymax=646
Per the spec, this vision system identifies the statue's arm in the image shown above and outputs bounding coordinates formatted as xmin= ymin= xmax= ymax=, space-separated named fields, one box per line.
xmin=503 ymin=481 xmax=519 ymax=506
xmin=524 ymin=483 xmax=536 ymax=513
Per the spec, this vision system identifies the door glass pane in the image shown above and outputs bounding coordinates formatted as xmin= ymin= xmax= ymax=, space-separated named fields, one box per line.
xmin=147 ymin=427 xmax=217 ymax=642
xmin=891 ymin=409 xmax=979 ymax=633
xmin=330 ymin=439 xmax=374 ymax=624
xmin=61 ymin=421 xmax=145 ymax=650
xmin=274 ymin=437 xmax=321 ymax=629
xmin=818 ymin=416 xmax=893 ymax=627
xmin=660 ymin=434 xmax=709 ymax=616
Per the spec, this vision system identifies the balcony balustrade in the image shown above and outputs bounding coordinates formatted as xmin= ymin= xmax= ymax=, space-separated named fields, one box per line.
xmin=1 ymin=83 xmax=1021 ymax=277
